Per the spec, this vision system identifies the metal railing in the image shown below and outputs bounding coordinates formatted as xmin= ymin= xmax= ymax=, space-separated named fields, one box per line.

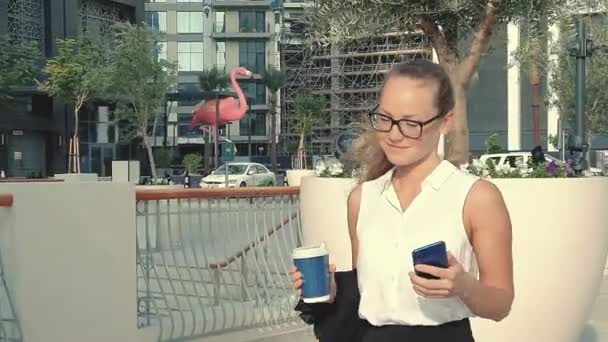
xmin=0 ymin=194 xmax=22 ymax=342
xmin=135 ymin=187 xmax=302 ymax=341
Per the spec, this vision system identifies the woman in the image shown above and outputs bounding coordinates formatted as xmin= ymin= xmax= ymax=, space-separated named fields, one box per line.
xmin=290 ymin=60 xmax=514 ymax=342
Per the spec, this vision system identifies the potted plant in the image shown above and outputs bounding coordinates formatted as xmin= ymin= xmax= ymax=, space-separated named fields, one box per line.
xmin=286 ymin=94 xmax=327 ymax=186
xmin=300 ymin=150 xmax=608 ymax=342
xmin=154 ymin=147 xmax=174 ymax=178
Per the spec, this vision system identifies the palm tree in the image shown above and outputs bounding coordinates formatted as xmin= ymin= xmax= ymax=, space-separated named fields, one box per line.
xmin=198 ymin=66 xmax=229 ymax=173
xmin=293 ymin=94 xmax=327 ymax=169
xmin=261 ymin=65 xmax=286 ymax=173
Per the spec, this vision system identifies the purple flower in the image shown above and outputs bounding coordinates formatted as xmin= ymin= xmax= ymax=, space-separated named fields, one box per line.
xmin=547 ymin=160 xmax=558 ymax=175
xmin=565 ymin=160 xmax=574 ymax=175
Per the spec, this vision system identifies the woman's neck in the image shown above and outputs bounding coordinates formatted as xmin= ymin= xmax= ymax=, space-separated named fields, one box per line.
xmin=393 ymin=153 xmax=441 ymax=187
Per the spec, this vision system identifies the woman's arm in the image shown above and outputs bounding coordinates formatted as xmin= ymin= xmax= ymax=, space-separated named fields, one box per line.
xmin=461 ymin=179 xmax=514 ymax=321
xmin=347 ymin=184 xmax=362 ymax=270
xmin=410 ymin=179 xmax=514 ymax=322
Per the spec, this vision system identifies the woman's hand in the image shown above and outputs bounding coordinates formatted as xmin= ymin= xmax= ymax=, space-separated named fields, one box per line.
xmin=289 ymin=264 xmax=337 ymax=303
xmin=409 ymin=252 xmax=474 ymax=299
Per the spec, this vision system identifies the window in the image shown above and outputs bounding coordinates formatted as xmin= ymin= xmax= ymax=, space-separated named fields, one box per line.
xmin=239 ymin=41 xmax=265 ymax=74
xmin=215 ymin=11 xmax=225 ymax=33
xmin=177 ymin=12 xmax=204 ymax=33
xmin=240 ymin=111 xmax=266 ymax=136
xmin=145 ymin=11 xmax=166 ymax=33
xmin=177 ymin=0 xmax=203 ymax=2
xmin=156 ymin=41 xmax=167 ymax=61
xmin=178 ymin=42 xmax=204 ymax=71
xmin=242 ymin=81 xmax=266 ymax=105
xmin=216 ymin=42 xmax=226 ymax=70
xmin=239 ymin=11 xmax=265 ymax=32
xmin=177 ymin=113 xmax=199 ymax=137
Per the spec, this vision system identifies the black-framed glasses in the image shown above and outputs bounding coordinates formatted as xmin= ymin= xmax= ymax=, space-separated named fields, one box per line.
xmin=368 ymin=105 xmax=443 ymax=139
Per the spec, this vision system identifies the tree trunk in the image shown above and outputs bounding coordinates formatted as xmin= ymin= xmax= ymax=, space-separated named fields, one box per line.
xmin=529 ymin=61 xmax=541 ymax=146
xmin=296 ymin=132 xmax=305 ymax=169
xmin=204 ymin=127 xmax=212 ymax=174
xmin=70 ymin=107 xmax=80 ymax=174
xmin=418 ymin=2 xmax=498 ymax=166
xmin=270 ymin=93 xmax=278 ymax=173
xmin=445 ymin=82 xmax=470 ymax=166
xmin=144 ymin=137 xmax=157 ymax=180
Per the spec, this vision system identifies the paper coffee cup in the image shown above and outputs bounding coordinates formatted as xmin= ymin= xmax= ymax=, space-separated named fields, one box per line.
xmin=293 ymin=244 xmax=330 ymax=303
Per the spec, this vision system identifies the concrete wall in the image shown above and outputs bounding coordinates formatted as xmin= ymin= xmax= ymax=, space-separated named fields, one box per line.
xmin=0 ymin=182 xmax=154 ymax=342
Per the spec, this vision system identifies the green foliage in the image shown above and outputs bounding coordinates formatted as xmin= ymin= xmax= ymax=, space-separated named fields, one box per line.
xmin=182 ymin=153 xmax=203 ymax=174
xmin=549 ymin=15 xmax=608 ymax=136
xmin=484 ymin=133 xmax=503 ymax=153
xmin=293 ymin=94 xmax=327 ymax=137
xmin=0 ymin=35 xmax=41 ymax=104
xmin=108 ymin=23 xmax=177 ymax=178
xmin=548 ymin=134 xmax=559 ymax=148
xmin=154 ymin=148 xmax=174 ymax=169
xmin=39 ymin=36 xmax=111 ymax=129
xmin=305 ymin=0 xmax=588 ymax=46
xmin=261 ymin=65 xmax=287 ymax=93
xmin=199 ymin=66 xmax=230 ymax=91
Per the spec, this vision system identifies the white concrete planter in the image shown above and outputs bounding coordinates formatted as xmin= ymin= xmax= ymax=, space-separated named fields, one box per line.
xmin=286 ymin=169 xmax=316 ymax=187
xmin=300 ymin=176 xmax=357 ymax=272
xmin=471 ymin=177 xmax=608 ymax=342
xmin=300 ymin=176 xmax=608 ymax=341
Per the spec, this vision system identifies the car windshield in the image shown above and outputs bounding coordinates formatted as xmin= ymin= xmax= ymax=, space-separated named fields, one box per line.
xmin=213 ymin=164 xmax=248 ymax=175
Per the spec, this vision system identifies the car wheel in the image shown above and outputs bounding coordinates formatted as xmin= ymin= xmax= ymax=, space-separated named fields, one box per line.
xmin=240 ymin=182 xmax=247 ymax=187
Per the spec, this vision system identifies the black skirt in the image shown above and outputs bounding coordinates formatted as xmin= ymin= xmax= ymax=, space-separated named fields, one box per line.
xmin=295 ymin=269 xmax=475 ymax=342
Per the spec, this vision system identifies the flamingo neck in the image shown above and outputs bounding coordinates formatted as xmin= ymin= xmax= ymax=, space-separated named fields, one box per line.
xmin=230 ymin=69 xmax=248 ymax=110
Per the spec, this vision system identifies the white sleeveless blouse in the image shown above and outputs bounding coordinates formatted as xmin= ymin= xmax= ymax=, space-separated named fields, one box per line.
xmin=356 ymin=160 xmax=479 ymax=326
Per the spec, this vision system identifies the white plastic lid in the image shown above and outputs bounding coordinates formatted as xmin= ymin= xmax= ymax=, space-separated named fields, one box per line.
xmin=292 ymin=244 xmax=328 ymax=259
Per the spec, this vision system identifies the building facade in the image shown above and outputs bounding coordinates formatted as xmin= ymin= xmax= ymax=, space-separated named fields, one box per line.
xmin=0 ymin=0 xmax=144 ymax=178
xmin=144 ymin=0 xmax=280 ymax=163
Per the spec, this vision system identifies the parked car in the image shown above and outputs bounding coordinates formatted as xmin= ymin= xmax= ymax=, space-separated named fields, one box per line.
xmin=479 ymin=152 xmax=603 ymax=176
xmin=200 ymin=162 xmax=277 ymax=188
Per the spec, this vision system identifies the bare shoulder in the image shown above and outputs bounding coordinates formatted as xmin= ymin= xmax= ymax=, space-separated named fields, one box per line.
xmin=465 ymin=178 xmax=511 ymax=232
xmin=468 ymin=178 xmax=505 ymax=206
xmin=347 ymin=184 xmax=363 ymax=208
xmin=347 ymin=184 xmax=363 ymax=238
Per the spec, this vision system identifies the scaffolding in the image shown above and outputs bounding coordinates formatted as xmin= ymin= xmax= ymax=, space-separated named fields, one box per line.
xmin=280 ymin=28 xmax=432 ymax=156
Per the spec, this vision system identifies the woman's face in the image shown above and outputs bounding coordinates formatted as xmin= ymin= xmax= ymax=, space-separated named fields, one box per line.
xmin=373 ymin=76 xmax=451 ymax=167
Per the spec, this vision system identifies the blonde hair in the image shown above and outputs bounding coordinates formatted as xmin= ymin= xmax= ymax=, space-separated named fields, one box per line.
xmin=343 ymin=60 xmax=454 ymax=183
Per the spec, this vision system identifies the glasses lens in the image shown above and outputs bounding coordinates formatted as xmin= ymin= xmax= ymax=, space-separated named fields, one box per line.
xmin=370 ymin=114 xmax=391 ymax=132
xmin=398 ymin=120 xmax=422 ymax=138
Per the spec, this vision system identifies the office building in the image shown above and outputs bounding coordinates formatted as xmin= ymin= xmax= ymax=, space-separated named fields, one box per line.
xmin=0 ymin=0 xmax=144 ymax=177
xmin=144 ymin=0 xmax=280 ymax=161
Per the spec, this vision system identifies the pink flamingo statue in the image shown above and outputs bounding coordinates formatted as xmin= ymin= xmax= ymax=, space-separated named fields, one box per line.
xmin=190 ymin=66 xmax=253 ymax=168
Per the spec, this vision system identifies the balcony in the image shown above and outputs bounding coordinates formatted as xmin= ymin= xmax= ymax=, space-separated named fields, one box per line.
xmin=212 ymin=0 xmax=272 ymax=9
xmin=212 ymin=23 xmax=273 ymax=40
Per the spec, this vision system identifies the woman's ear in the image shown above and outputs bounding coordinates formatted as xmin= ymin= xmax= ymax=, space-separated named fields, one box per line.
xmin=440 ymin=112 xmax=454 ymax=135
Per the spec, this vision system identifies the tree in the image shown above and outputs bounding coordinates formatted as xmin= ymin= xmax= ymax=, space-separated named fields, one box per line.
xmin=306 ymin=0 xmax=600 ymax=165
xmin=293 ymin=94 xmax=327 ymax=169
xmin=199 ymin=66 xmax=230 ymax=173
xmin=550 ymin=15 xmax=608 ymax=143
xmin=109 ymin=23 xmax=177 ymax=180
xmin=261 ymin=65 xmax=287 ymax=173
xmin=199 ymin=66 xmax=230 ymax=92
xmin=39 ymin=37 xmax=111 ymax=173
xmin=0 ymin=35 xmax=41 ymax=104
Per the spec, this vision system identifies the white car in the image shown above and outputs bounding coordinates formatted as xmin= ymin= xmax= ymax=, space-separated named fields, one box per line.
xmin=479 ymin=152 xmax=603 ymax=176
xmin=200 ymin=163 xmax=277 ymax=188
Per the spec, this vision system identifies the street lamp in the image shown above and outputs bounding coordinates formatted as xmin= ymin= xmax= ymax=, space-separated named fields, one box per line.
xmin=567 ymin=17 xmax=594 ymax=176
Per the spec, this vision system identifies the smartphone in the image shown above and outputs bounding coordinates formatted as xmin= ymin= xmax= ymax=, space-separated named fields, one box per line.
xmin=412 ymin=241 xmax=448 ymax=279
